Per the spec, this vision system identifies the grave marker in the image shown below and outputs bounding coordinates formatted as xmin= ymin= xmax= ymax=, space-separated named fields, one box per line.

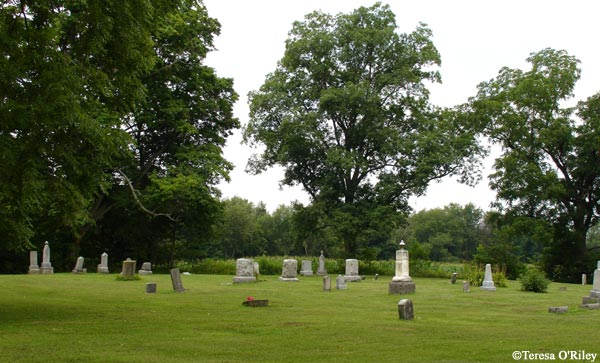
xmin=120 ymin=258 xmax=136 ymax=278
xmin=233 ymin=258 xmax=257 ymax=283
xmin=336 ymin=275 xmax=347 ymax=290
xmin=300 ymin=260 xmax=313 ymax=276
xmin=398 ymin=299 xmax=414 ymax=320
xmin=279 ymin=259 xmax=299 ymax=281
xmin=40 ymin=241 xmax=54 ymax=274
xmin=480 ymin=264 xmax=496 ymax=291
xmin=97 ymin=252 xmax=109 ymax=273
xmin=28 ymin=251 xmax=40 ymax=274
xmin=138 ymin=262 xmax=153 ymax=275
xmin=317 ymin=251 xmax=327 ymax=276
xmin=389 ymin=240 xmax=415 ymax=294
xmin=344 ymin=259 xmax=361 ymax=282
xmin=323 ymin=276 xmax=331 ymax=292
xmin=72 ymin=256 xmax=85 ymax=273
xmin=170 ymin=268 xmax=186 ymax=292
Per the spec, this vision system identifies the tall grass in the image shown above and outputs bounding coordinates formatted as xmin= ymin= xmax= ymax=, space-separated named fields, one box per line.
xmin=170 ymin=257 xmax=467 ymax=280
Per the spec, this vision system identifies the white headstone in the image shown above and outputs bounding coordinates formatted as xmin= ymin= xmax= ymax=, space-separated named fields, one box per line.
xmin=97 ymin=252 xmax=109 ymax=273
xmin=582 ymin=274 xmax=587 ymax=285
xmin=317 ymin=251 xmax=327 ymax=276
xmin=392 ymin=241 xmax=412 ymax=282
xmin=344 ymin=259 xmax=361 ymax=282
xmin=40 ymin=241 xmax=54 ymax=274
xmin=279 ymin=259 xmax=299 ymax=281
xmin=28 ymin=251 xmax=40 ymax=274
xmin=233 ymin=258 xmax=257 ymax=283
xmin=138 ymin=262 xmax=152 ymax=275
xmin=323 ymin=276 xmax=331 ymax=291
xmin=591 ymin=261 xmax=600 ymax=296
xmin=480 ymin=264 xmax=496 ymax=291
xmin=300 ymin=260 xmax=313 ymax=276
xmin=336 ymin=275 xmax=347 ymax=290
xmin=72 ymin=256 xmax=85 ymax=273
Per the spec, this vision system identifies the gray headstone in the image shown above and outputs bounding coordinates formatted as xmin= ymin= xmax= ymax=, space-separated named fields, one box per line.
xmin=582 ymin=274 xmax=587 ymax=285
xmin=335 ymin=275 xmax=347 ymax=290
xmin=279 ymin=259 xmax=299 ymax=281
xmin=40 ymin=241 xmax=54 ymax=274
xmin=548 ymin=306 xmax=568 ymax=313
xmin=317 ymin=251 xmax=327 ymax=276
xmin=138 ymin=262 xmax=152 ymax=275
xmin=300 ymin=260 xmax=313 ymax=276
xmin=72 ymin=256 xmax=85 ymax=273
xmin=97 ymin=252 xmax=109 ymax=273
xmin=120 ymin=258 xmax=136 ymax=278
xmin=323 ymin=276 xmax=331 ymax=292
xmin=374 ymin=273 xmax=379 ymax=280
xmin=462 ymin=280 xmax=470 ymax=292
xmin=233 ymin=258 xmax=257 ymax=283
xmin=398 ymin=299 xmax=414 ymax=320
xmin=28 ymin=251 xmax=40 ymax=274
xmin=170 ymin=268 xmax=186 ymax=292
xmin=146 ymin=282 xmax=157 ymax=293
xmin=451 ymin=272 xmax=458 ymax=284
xmin=344 ymin=259 xmax=361 ymax=282
xmin=480 ymin=264 xmax=496 ymax=291
xmin=592 ymin=261 xmax=600 ymax=294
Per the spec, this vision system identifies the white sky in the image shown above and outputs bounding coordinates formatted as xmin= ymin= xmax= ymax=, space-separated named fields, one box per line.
xmin=202 ymin=0 xmax=600 ymax=212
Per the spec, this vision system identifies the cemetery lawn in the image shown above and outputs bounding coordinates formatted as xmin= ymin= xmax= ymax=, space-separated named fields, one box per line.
xmin=0 ymin=274 xmax=597 ymax=363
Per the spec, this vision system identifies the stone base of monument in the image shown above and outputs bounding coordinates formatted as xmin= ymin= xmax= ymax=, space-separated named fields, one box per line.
xmin=589 ymin=290 xmax=600 ymax=299
xmin=28 ymin=268 xmax=40 ymax=274
xmin=579 ymin=303 xmax=600 ymax=310
xmin=233 ymin=276 xmax=257 ymax=283
xmin=480 ymin=281 xmax=497 ymax=291
xmin=278 ymin=277 xmax=299 ymax=282
xmin=389 ymin=280 xmax=416 ymax=294
xmin=548 ymin=306 xmax=568 ymax=313
xmin=582 ymin=296 xmax=599 ymax=305
xmin=97 ymin=266 xmax=109 ymax=274
xmin=242 ymin=300 xmax=269 ymax=307
xmin=40 ymin=267 xmax=54 ymax=274
xmin=344 ymin=275 xmax=362 ymax=282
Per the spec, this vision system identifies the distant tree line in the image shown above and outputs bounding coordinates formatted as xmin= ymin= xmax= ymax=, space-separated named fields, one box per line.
xmin=1 ymin=2 xmax=598 ymax=282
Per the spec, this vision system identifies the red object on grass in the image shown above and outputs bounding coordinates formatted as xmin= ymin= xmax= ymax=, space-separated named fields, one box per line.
xmin=246 ymin=296 xmax=254 ymax=301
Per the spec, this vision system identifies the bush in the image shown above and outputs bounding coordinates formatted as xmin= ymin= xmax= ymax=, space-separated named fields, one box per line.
xmin=519 ymin=267 xmax=549 ymax=293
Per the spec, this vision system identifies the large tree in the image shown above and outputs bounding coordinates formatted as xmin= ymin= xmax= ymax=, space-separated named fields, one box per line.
xmin=470 ymin=48 xmax=600 ymax=280
xmin=244 ymin=3 xmax=484 ymax=256
xmin=0 ymin=0 xmax=166 ymax=250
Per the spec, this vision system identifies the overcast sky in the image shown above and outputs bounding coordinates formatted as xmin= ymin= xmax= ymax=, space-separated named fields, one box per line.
xmin=202 ymin=0 xmax=600 ymax=212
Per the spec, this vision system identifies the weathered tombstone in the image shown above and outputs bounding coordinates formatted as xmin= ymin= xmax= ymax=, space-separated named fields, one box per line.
xmin=548 ymin=306 xmax=568 ymax=314
xmin=462 ymin=280 xmax=470 ymax=292
xmin=323 ymin=276 xmax=331 ymax=292
xmin=374 ymin=273 xmax=379 ymax=280
xmin=398 ymin=299 xmax=414 ymax=320
xmin=451 ymin=272 xmax=459 ymax=284
xmin=120 ymin=258 xmax=136 ymax=278
xmin=344 ymin=259 xmax=361 ymax=282
xmin=28 ymin=251 xmax=40 ymax=274
xmin=279 ymin=259 xmax=299 ymax=281
xmin=170 ymin=268 xmax=186 ymax=292
xmin=138 ymin=262 xmax=153 ymax=275
xmin=317 ymin=251 xmax=327 ymax=276
xmin=146 ymin=282 xmax=157 ymax=293
xmin=389 ymin=240 xmax=415 ymax=294
xmin=300 ymin=260 xmax=313 ymax=276
xmin=253 ymin=261 xmax=260 ymax=278
xmin=582 ymin=274 xmax=587 ymax=285
xmin=72 ymin=256 xmax=85 ymax=273
xmin=480 ymin=263 xmax=496 ymax=291
xmin=97 ymin=252 xmax=109 ymax=273
xmin=335 ymin=275 xmax=347 ymax=290
xmin=40 ymin=241 xmax=54 ymax=274
xmin=233 ymin=258 xmax=257 ymax=283
xmin=589 ymin=261 xmax=600 ymax=298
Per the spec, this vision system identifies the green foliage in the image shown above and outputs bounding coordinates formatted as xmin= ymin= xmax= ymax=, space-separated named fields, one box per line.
xmin=115 ymin=274 xmax=141 ymax=281
xmin=245 ymin=3 xmax=485 ymax=256
xmin=469 ymin=48 xmax=600 ymax=281
xmin=519 ymin=267 xmax=550 ymax=293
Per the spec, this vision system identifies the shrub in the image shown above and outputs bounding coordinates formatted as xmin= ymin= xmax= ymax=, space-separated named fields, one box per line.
xmin=519 ymin=267 xmax=549 ymax=293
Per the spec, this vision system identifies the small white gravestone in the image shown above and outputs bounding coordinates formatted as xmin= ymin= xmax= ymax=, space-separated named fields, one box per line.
xmin=323 ymin=276 xmax=331 ymax=292
xmin=389 ymin=240 xmax=415 ymax=294
xmin=317 ymin=251 xmax=327 ymax=276
xmin=40 ymin=241 xmax=54 ymax=274
xmin=344 ymin=259 xmax=361 ymax=282
xmin=72 ymin=256 xmax=85 ymax=273
xmin=590 ymin=261 xmax=600 ymax=299
xmin=97 ymin=252 xmax=109 ymax=273
xmin=279 ymin=259 xmax=299 ymax=281
xmin=233 ymin=258 xmax=256 ymax=283
xmin=253 ymin=261 xmax=260 ymax=278
xmin=480 ymin=264 xmax=496 ymax=291
xmin=582 ymin=274 xmax=587 ymax=286
xmin=336 ymin=275 xmax=347 ymax=290
xmin=300 ymin=260 xmax=313 ymax=276
xmin=28 ymin=251 xmax=40 ymax=274
xmin=138 ymin=262 xmax=153 ymax=275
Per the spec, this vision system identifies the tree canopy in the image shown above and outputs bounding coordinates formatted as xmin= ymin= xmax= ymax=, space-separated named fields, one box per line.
xmin=244 ymin=3 xmax=485 ymax=256
xmin=470 ymin=48 xmax=600 ymax=280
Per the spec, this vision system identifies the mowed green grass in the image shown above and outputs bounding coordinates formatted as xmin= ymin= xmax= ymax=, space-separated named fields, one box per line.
xmin=0 ymin=273 xmax=597 ymax=363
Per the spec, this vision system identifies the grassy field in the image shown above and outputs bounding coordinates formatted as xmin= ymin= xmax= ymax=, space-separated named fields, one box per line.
xmin=0 ymin=273 xmax=597 ymax=363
